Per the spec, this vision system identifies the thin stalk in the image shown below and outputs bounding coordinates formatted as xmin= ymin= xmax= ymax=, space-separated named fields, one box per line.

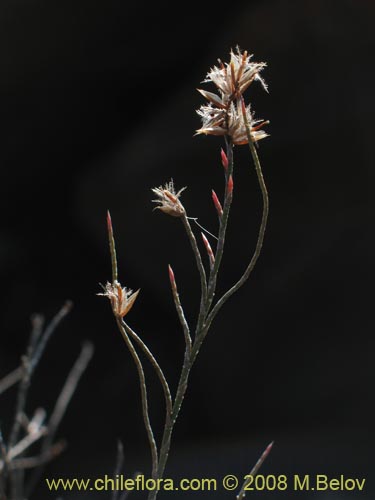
xmin=204 ymin=137 xmax=234 ymax=316
xmin=150 ymin=350 xmax=192 ymax=500
xmin=122 ymin=321 xmax=173 ymax=421
xmin=106 ymin=213 xmax=161 ymax=480
xmin=205 ymin=102 xmax=269 ymax=329
xmin=116 ymin=318 xmax=158 ymax=480
xmin=168 ymin=267 xmax=192 ymax=354
xmin=181 ymin=214 xmax=207 ymax=322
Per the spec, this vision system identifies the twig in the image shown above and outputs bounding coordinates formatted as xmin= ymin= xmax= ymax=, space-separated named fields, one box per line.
xmin=26 ymin=342 xmax=94 ymax=496
xmin=30 ymin=302 xmax=73 ymax=373
xmin=0 ymin=367 xmax=23 ymax=397
xmin=10 ymin=441 xmax=66 ymax=471
xmin=7 ymin=427 xmax=47 ymax=461
xmin=9 ymin=303 xmax=72 ymax=450
xmin=45 ymin=342 xmax=94 ymax=449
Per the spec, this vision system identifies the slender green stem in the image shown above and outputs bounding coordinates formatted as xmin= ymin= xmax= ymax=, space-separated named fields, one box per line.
xmin=181 ymin=214 xmax=207 ymax=322
xmin=122 ymin=321 xmax=173 ymax=421
xmin=204 ymin=138 xmax=234 ymax=315
xmin=107 ymin=214 xmax=160 ymax=480
xmin=151 ymin=349 xmax=192 ymax=498
xmin=116 ymin=318 xmax=158 ymax=479
xmin=205 ymin=103 xmax=269 ymax=330
xmin=169 ymin=271 xmax=192 ymax=355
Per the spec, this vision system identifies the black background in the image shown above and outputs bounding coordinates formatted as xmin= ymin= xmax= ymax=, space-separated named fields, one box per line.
xmin=0 ymin=0 xmax=374 ymax=498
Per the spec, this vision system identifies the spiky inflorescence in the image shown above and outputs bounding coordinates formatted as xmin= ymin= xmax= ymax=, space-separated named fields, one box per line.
xmin=196 ymin=47 xmax=269 ymax=145
xmin=99 ymin=281 xmax=140 ymax=318
xmin=152 ymin=180 xmax=186 ymax=217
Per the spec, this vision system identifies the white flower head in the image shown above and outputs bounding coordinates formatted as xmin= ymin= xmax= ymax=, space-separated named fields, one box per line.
xmin=152 ymin=180 xmax=186 ymax=217
xmin=227 ymin=102 xmax=269 ymax=145
xmin=198 ymin=47 xmax=268 ymax=108
xmin=98 ymin=281 xmax=140 ymax=318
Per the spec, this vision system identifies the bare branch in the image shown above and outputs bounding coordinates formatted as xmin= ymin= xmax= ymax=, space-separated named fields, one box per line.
xmin=10 ymin=441 xmax=66 ymax=471
xmin=0 ymin=367 xmax=23 ymax=397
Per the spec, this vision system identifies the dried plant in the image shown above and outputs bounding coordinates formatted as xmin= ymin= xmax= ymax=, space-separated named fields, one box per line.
xmin=0 ymin=303 xmax=94 ymax=500
xmin=100 ymin=47 xmax=272 ymax=500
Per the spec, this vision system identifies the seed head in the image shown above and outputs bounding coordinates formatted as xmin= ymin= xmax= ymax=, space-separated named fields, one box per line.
xmin=195 ymin=47 xmax=269 ymax=145
xmin=152 ymin=180 xmax=186 ymax=217
xmin=98 ymin=281 xmax=140 ymax=318
xmin=197 ymin=101 xmax=268 ymax=145
xmin=197 ymin=47 xmax=267 ymax=108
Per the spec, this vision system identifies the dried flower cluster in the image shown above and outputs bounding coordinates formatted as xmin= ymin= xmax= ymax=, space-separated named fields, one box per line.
xmin=99 ymin=281 xmax=140 ymax=318
xmin=151 ymin=180 xmax=186 ymax=217
xmin=196 ymin=47 xmax=269 ymax=144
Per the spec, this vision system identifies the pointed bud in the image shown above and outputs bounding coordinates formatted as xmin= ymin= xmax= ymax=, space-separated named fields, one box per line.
xmin=211 ymin=190 xmax=223 ymax=218
xmin=227 ymin=175 xmax=234 ymax=196
xmin=201 ymin=233 xmax=215 ymax=267
xmin=168 ymin=265 xmax=177 ymax=291
xmin=220 ymin=148 xmax=228 ymax=170
xmin=264 ymin=442 xmax=274 ymax=456
xmin=250 ymin=441 xmax=274 ymax=478
xmin=107 ymin=210 xmax=113 ymax=236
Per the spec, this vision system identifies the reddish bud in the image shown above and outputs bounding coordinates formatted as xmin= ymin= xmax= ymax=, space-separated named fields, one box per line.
xmin=264 ymin=442 xmax=274 ymax=456
xmin=227 ymin=175 xmax=234 ymax=196
xmin=251 ymin=441 xmax=274 ymax=476
xmin=168 ymin=264 xmax=176 ymax=290
xmin=211 ymin=190 xmax=223 ymax=217
xmin=220 ymin=148 xmax=229 ymax=170
xmin=201 ymin=233 xmax=215 ymax=267
xmin=107 ymin=210 xmax=113 ymax=234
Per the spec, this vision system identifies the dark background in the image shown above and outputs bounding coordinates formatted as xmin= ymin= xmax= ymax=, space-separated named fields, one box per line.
xmin=0 ymin=0 xmax=374 ymax=498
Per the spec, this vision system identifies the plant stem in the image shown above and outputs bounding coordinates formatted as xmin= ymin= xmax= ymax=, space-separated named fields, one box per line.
xmin=205 ymin=104 xmax=269 ymax=329
xmin=116 ymin=318 xmax=159 ymax=480
xmin=181 ymin=214 xmax=207 ymax=318
xmin=169 ymin=269 xmax=192 ymax=355
xmin=149 ymin=349 xmax=192 ymax=500
xmin=122 ymin=321 xmax=173 ymax=422
xmin=205 ymin=137 xmax=234 ymax=314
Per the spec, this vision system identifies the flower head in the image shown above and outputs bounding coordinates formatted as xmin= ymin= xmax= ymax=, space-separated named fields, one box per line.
xmin=152 ymin=180 xmax=186 ymax=217
xmin=195 ymin=47 xmax=269 ymax=144
xmin=98 ymin=281 xmax=140 ymax=318
xmin=196 ymin=101 xmax=268 ymax=145
xmin=197 ymin=47 xmax=267 ymax=108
